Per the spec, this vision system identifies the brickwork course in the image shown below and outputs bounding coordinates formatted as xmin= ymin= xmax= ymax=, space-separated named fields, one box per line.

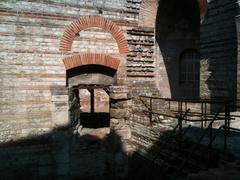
xmin=0 ymin=0 xmax=240 ymax=179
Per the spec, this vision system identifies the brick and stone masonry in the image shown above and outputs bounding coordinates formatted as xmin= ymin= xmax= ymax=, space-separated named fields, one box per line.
xmin=0 ymin=0 xmax=240 ymax=179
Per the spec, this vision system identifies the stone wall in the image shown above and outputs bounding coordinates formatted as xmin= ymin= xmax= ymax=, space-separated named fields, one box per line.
xmin=200 ymin=0 xmax=239 ymax=100
xmin=1 ymin=0 xmax=240 ymax=179
xmin=155 ymin=0 xmax=201 ymax=99
xmin=0 ymin=0 xmax=159 ymax=178
xmin=0 ymin=0 xmax=134 ymax=142
xmin=0 ymin=0 xmax=162 ymax=141
xmin=129 ymin=0 xmax=240 ymax=168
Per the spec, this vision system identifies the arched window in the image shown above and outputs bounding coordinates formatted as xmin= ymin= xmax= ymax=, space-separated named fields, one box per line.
xmin=180 ymin=49 xmax=200 ymax=85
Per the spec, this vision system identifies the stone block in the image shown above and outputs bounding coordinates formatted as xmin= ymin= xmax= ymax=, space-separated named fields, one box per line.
xmin=110 ymin=118 xmax=127 ymax=129
xmin=79 ymin=127 xmax=110 ymax=139
xmin=116 ymin=127 xmax=131 ymax=140
xmin=52 ymin=95 xmax=68 ymax=102
xmin=111 ymin=100 xmax=133 ymax=108
xmin=68 ymin=73 xmax=115 ymax=87
xmin=110 ymin=109 xmax=129 ymax=119
xmin=110 ymin=92 xmax=130 ymax=100
xmin=109 ymin=86 xmax=130 ymax=93
xmin=110 ymin=118 xmax=120 ymax=127
xmin=52 ymin=111 xmax=70 ymax=128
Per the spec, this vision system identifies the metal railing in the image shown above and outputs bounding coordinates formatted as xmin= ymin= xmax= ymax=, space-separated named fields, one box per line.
xmin=134 ymin=96 xmax=239 ymax=154
xmin=132 ymin=96 xmax=240 ymax=178
xmin=174 ymin=109 xmax=222 ymax=177
xmin=137 ymin=96 xmax=233 ymax=149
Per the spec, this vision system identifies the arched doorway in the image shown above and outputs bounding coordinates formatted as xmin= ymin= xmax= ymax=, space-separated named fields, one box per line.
xmin=59 ymin=16 xmax=129 ymax=134
xmin=67 ymin=63 xmax=118 ymax=130
xmin=156 ymin=0 xmax=202 ymax=99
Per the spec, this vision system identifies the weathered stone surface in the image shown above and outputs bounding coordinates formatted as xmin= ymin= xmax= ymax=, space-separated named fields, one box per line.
xmin=68 ymin=73 xmax=115 ymax=87
xmin=109 ymin=86 xmax=132 ymax=100
xmin=111 ymin=100 xmax=133 ymax=109
xmin=110 ymin=109 xmax=130 ymax=119
xmin=0 ymin=0 xmax=240 ymax=179
xmin=109 ymin=86 xmax=131 ymax=93
xmin=199 ymin=0 xmax=239 ymax=100
xmin=200 ymin=59 xmax=212 ymax=99
xmin=110 ymin=118 xmax=121 ymax=128
xmin=110 ymin=118 xmax=127 ymax=129
xmin=110 ymin=92 xmax=131 ymax=100
xmin=79 ymin=127 xmax=110 ymax=139
xmin=0 ymin=0 xmax=136 ymax=179
xmin=116 ymin=127 xmax=131 ymax=140
xmin=52 ymin=95 xmax=68 ymax=103
xmin=52 ymin=111 xmax=69 ymax=127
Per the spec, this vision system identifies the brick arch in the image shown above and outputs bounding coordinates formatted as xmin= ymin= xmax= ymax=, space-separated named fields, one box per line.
xmin=139 ymin=0 xmax=208 ymax=27
xmin=63 ymin=53 xmax=120 ymax=71
xmin=138 ymin=0 xmax=158 ymax=28
xmin=59 ymin=16 xmax=129 ymax=54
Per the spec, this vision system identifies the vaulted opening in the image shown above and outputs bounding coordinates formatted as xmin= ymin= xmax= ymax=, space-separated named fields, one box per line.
xmin=60 ymin=16 xmax=127 ymax=136
xmin=156 ymin=0 xmax=200 ymax=99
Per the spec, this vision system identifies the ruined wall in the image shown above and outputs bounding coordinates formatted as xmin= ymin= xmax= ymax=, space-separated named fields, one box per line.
xmin=129 ymin=0 xmax=240 ymax=165
xmin=1 ymin=0 xmax=240 ymax=179
xmin=0 ymin=0 xmax=131 ymax=141
xmin=200 ymin=0 xmax=240 ymax=100
xmin=130 ymin=0 xmax=198 ymax=158
xmin=156 ymin=0 xmax=200 ymax=99
xmin=0 ymin=0 xmax=160 ymax=179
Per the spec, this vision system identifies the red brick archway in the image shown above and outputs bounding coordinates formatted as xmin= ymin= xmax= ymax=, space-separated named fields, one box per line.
xmin=59 ymin=16 xmax=129 ymax=54
xmin=63 ymin=53 xmax=120 ymax=70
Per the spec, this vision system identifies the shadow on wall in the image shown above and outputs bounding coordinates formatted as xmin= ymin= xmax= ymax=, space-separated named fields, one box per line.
xmin=0 ymin=126 xmax=128 ymax=180
xmin=0 ymin=123 xmax=239 ymax=179
xmin=199 ymin=0 xmax=239 ymax=103
xmin=155 ymin=0 xmax=200 ymax=99
xmin=128 ymin=126 xmax=240 ymax=180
